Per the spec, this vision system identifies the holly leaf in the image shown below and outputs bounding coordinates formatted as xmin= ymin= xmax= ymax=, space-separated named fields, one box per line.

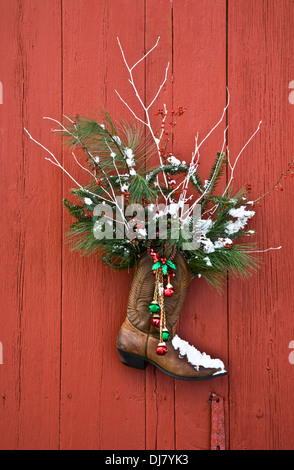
xmin=151 ymin=261 xmax=161 ymax=270
xmin=166 ymin=260 xmax=176 ymax=270
xmin=162 ymin=264 xmax=168 ymax=275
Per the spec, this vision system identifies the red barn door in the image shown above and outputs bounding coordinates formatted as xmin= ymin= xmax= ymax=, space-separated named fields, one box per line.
xmin=0 ymin=0 xmax=294 ymax=450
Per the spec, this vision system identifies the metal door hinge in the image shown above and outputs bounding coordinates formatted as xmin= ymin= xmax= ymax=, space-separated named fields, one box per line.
xmin=210 ymin=393 xmax=226 ymax=450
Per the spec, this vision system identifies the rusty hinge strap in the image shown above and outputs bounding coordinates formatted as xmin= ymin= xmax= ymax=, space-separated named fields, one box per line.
xmin=210 ymin=393 xmax=226 ymax=450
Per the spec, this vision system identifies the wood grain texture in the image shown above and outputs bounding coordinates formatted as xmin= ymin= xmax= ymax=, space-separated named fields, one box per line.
xmin=144 ymin=0 xmax=176 ymax=451
xmin=1 ymin=0 xmax=294 ymax=451
xmin=60 ymin=0 xmax=146 ymax=450
xmin=228 ymin=0 xmax=294 ymax=450
xmin=0 ymin=0 xmax=62 ymax=449
xmin=172 ymin=0 xmax=228 ymax=450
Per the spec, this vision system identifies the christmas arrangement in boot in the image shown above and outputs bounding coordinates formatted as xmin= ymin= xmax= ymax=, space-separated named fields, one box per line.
xmin=24 ymin=37 xmax=293 ymax=381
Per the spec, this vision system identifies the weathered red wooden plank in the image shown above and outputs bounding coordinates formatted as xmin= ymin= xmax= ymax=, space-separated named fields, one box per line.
xmin=60 ymin=0 xmax=146 ymax=450
xmin=0 ymin=1 xmax=24 ymax=449
xmin=144 ymin=0 xmax=176 ymax=450
xmin=172 ymin=0 xmax=228 ymax=450
xmin=0 ymin=0 xmax=62 ymax=449
xmin=228 ymin=0 xmax=294 ymax=450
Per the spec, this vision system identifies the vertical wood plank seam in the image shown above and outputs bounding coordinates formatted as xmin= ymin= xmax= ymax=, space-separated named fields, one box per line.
xmin=170 ymin=0 xmax=176 ymax=453
xmin=226 ymin=0 xmax=231 ymax=451
xmin=16 ymin=0 xmax=26 ymax=448
xmin=58 ymin=0 xmax=64 ymax=451
xmin=144 ymin=0 xmax=147 ymax=451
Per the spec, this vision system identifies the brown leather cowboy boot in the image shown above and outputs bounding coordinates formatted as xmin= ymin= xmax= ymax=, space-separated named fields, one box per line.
xmin=117 ymin=252 xmax=227 ymax=380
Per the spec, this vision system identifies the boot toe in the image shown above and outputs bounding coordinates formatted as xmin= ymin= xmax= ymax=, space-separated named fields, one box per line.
xmin=146 ymin=335 xmax=226 ymax=381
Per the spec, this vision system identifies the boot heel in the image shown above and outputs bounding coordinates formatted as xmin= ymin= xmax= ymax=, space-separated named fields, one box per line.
xmin=117 ymin=349 xmax=146 ymax=370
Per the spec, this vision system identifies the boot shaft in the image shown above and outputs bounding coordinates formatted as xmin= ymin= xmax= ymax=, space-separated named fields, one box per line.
xmin=127 ymin=252 xmax=191 ymax=339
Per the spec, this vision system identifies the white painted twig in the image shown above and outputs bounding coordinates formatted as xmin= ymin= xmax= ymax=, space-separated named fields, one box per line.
xmin=196 ymin=88 xmax=230 ymax=152
xmin=72 ymin=151 xmax=98 ymax=182
xmin=104 ymin=138 xmax=123 ymax=191
xmin=24 ymin=128 xmax=115 ymax=203
xmin=116 ymin=36 xmax=169 ymax=190
xmin=24 ymin=126 xmax=132 ymax=230
xmin=24 ymin=127 xmax=82 ymax=189
xmin=130 ymin=36 xmax=160 ymax=71
xmin=243 ymin=246 xmax=282 ymax=253
xmin=158 ymin=103 xmax=168 ymax=142
xmin=179 ymin=92 xmax=230 ymax=221
xmin=147 ymin=62 xmax=170 ymax=111
xmin=180 ymin=125 xmax=229 ymax=222
xmin=114 ymin=90 xmax=147 ymax=126
xmin=44 ymin=116 xmax=121 ymax=208
xmin=222 ymin=120 xmax=262 ymax=197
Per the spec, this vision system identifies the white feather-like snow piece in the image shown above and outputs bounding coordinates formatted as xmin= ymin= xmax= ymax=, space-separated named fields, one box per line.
xmin=167 ymin=155 xmax=181 ymax=166
xmin=84 ymin=197 xmax=93 ymax=206
xmin=172 ymin=335 xmax=226 ymax=375
xmin=225 ymin=205 xmax=255 ymax=235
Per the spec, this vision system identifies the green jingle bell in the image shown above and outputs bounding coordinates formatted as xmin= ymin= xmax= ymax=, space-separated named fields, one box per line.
xmin=162 ymin=328 xmax=170 ymax=341
xmin=148 ymin=301 xmax=160 ymax=314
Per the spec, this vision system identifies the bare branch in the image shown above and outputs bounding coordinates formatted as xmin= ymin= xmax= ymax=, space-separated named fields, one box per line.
xmin=222 ymin=120 xmax=262 ymax=196
xmin=24 ymin=127 xmax=115 ymax=206
xmin=130 ymin=36 xmax=160 ymax=71
xmin=114 ymin=89 xmax=147 ymax=125
xmin=116 ymin=36 xmax=169 ymax=190
xmin=197 ymin=87 xmax=230 ymax=152
xmin=242 ymin=246 xmax=282 ymax=253
xmin=250 ymin=156 xmax=294 ymax=204
xmin=72 ymin=151 xmax=98 ymax=182
xmin=24 ymin=127 xmax=81 ymax=189
xmin=147 ymin=62 xmax=170 ymax=110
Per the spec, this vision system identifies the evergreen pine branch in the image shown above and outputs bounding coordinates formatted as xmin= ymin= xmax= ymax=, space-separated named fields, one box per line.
xmin=64 ymin=215 xmax=142 ymax=270
xmin=146 ymin=163 xmax=189 ymax=187
xmin=63 ymin=199 xmax=90 ymax=221
xmin=207 ymin=152 xmax=227 ymax=189
xmin=190 ymin=170 xmax=204 ymax=195
xmin=205 ymin=188 xmax=248 ymax=241
xmin=128 ymin=174 xmax=157 ymax=203
xmin=186 ymin=243 xmax=260 ymax=291
xmin=57 ymin=109 xmax=264 ymax=291
xmin=62 ymin=114 xmax=155 ymax=178
xmin=200 ymin=152 xmax=227 ymax=210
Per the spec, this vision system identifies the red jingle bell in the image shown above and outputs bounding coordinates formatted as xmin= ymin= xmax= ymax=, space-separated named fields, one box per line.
xmin=151 ymin=317 xmax=161 ymax=328
xmin=156 ymin=343 xmax=168 ymax=356
xmin=164 ymin=287 xmax=174 ymax=297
